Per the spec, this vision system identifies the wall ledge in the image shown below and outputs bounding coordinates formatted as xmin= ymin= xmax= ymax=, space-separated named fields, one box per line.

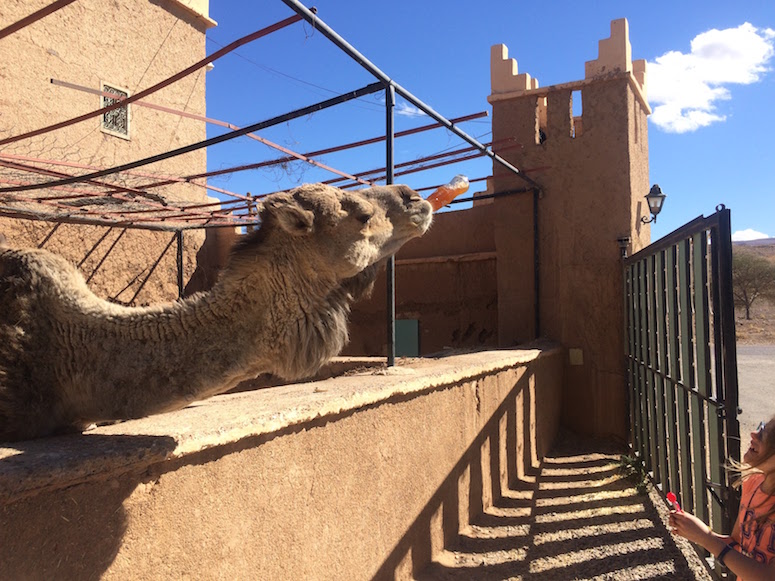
xmin=0 ymin=342 xmax=561 ymax=504
xmin=396 ymin=251 xmax=497 ymax=266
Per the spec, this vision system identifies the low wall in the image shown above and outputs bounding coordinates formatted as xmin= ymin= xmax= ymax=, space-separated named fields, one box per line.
xmin=0 ymin=345 xmax=563 ymax=580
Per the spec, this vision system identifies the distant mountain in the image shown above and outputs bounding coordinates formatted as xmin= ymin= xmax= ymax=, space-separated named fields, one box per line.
xmin=734 ymin=238 xmax=775 ymax=247
xmin=733 ymin=239 xmax=775 ymax=264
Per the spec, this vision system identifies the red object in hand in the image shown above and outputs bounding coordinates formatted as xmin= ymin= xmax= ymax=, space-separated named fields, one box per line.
xmin=667 ymin=492 xmax=683 ymax=512
xmin=426 ymin=175 xmax=470 ymax=211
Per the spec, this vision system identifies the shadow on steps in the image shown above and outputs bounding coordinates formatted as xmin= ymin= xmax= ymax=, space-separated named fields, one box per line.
xmin=417 ymin=430 xmax=713 ymax=581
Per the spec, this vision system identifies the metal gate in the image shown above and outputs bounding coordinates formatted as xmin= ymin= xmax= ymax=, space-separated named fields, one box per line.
xmin=624 ymin=205 xmax=741 ymax=547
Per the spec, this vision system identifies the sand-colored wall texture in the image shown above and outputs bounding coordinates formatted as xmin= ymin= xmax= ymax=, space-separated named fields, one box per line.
xmin=0 ymin=347 xmax=563 ymax=580
xmin=0 ymin=0 xmax=212 ymax=304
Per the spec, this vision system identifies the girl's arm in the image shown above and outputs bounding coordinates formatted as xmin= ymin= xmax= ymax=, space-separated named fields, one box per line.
xmin=670 ymin=510 xmax=775 ymax=581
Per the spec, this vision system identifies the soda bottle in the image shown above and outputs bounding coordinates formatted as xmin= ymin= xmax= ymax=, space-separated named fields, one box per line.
xmin=426 ymin=175 xmax=470 ymax=211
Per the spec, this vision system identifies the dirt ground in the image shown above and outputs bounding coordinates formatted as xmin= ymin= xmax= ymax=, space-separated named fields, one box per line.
xmin=731 ymin=240 xmax=775 ymax=345
xmin=418 ymin=431 xmax=713 ymax=581
xmin=735 ymin=296 xmax=774 ymax=434
xmin=735 ymin=297 xmax=775 ymax=345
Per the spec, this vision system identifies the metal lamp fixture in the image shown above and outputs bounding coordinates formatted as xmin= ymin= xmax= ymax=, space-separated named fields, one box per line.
xmin=642 ymin=184 xmax=666 ymax=224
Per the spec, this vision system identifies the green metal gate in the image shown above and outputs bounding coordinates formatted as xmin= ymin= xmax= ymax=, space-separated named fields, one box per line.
xmin=624 ymin=205 xmax=741 ymax=555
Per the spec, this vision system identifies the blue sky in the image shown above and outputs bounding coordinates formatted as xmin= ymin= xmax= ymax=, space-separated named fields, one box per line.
xmin=204 ymin=1 xmax=775 ymax=242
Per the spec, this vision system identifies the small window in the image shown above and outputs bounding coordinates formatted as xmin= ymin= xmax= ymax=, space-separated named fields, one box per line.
xmin=101 ymin=83 xmax=130 ymax=139
xmin=571 ymin=90 xmax=583 ymax=138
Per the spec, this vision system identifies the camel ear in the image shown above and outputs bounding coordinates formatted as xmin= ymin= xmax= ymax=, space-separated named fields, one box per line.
xmin=262 ymin=195 xmax=314 ymax=236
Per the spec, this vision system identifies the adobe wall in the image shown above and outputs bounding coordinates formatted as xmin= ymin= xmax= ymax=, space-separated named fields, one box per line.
xmin=488 ymin=19 xmax=651 ymax=439
xmin=0 ymin=0 xmax=214 ymax=304
xmin=0 ymin=346 xmax=563 ymax=581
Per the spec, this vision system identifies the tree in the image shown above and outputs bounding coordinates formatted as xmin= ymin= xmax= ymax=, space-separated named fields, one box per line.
xmin=732 ymin=249 xmax=775 ymax=320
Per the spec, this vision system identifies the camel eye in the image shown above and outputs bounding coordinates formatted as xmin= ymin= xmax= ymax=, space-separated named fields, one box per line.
xmin=357 ymin=212 xmax=372 ymax=224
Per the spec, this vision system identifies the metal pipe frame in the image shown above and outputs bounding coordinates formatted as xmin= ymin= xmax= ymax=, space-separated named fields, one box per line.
xmin=385 ymin=84 xmax=396 ymax=365
xmin=180 ymin=112 xmax=489 ymax=182
xmin=0 ymin=82 xmax=384 ymax=194
xmin=329 ymin=141 xmax=523 ymax=190
xmin=0 ymin=161 xmax=238 ymax=224
xmin=50 ymin=78 xmax=372 ymax=188
xmin=279 ymin=0 xmax=541 ymax=191
xmin=0 ymin=206 xmax=251 ymax=232
xmin=177 ymin=231 xmax=185 ymax=298
xmin=0 ymin=151 xmax=246 ymax=201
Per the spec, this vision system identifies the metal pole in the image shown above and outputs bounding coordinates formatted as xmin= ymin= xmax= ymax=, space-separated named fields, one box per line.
xmin=278 ymin=0 xmax=539 ymax=190
xmin=385 ymin=84 xmax=396 ymax=366
xmin=0 ymin=207 xmax=248 ymax=232
xmin=0 ymin=0 xmax=76 ymax=41
xmin=715 ymin=206 xmax=740 ymax=530
xmin=176 ymin=230 xmax=184 ymax=298
xmin=533 ymin=188 xmax=541 ymax=338
xmin=446 ymin=186 xmax=532 ymax=205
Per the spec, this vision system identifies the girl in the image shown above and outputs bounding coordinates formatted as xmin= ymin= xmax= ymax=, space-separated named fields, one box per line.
xmin=669 ymin=416 xmax=775 ymax=580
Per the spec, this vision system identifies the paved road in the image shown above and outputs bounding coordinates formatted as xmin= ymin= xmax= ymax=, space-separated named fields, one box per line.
xmin=737 ymin=345 xmax=775 ymax=439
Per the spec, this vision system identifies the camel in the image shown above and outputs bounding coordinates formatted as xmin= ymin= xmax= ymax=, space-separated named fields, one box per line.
xmin=0 ymin=183 xmax=433 ymax=441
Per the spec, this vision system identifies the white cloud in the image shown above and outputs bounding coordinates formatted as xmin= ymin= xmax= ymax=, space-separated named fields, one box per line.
xmin=732 ymin=228 xmax=772 ymax=241
xmin=648 ymin=23 xmax=775 ymax=133
xmin=395 ymin=102 xmax=426 ymax=118
xmin=373 ymin=96 xmax=427 ymax=118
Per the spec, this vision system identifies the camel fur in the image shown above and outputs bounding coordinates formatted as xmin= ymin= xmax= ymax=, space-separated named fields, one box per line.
xmin=0 ymin=183 xmax=432 ymax=441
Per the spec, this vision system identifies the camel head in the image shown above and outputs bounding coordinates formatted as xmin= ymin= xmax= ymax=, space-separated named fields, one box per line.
xmin=254 ymin=183 xmax=432 ymax=280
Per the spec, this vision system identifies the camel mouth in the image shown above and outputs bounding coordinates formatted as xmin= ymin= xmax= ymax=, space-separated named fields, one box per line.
xmin=410 ymin=210 xmax=433 ymax=232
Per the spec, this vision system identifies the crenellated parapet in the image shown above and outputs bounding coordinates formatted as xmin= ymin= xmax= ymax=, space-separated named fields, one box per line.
xmin=585 ymin=19 xmax=647 ymax=97
xmin=490 ymin=44 xmax=539 ymax=97
xmin=488 ymin=18 xmax=650 ymax=152
xmin=585 ymin=18 xmax=633 ymax=76
xmin=488 ymin=18 xmax=649 ymax=121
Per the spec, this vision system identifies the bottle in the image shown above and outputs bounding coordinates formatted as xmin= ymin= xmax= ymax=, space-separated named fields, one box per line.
xmin=425 ymin=175 xmax=470 ymax=211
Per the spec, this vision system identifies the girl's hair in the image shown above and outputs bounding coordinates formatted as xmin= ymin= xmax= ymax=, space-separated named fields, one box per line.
xmin=732 ymin=415 xmax=775 ymax=534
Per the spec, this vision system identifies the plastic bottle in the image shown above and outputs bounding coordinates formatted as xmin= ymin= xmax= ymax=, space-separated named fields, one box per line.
xmin=425 ymin=175 xmax=470 ymax=211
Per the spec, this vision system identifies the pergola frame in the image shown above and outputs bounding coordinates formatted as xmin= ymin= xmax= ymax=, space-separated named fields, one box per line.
xmin=0 ymin=0 xmax=542 ymax=364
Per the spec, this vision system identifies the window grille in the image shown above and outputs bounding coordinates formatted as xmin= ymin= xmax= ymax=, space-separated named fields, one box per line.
xmin=101 ymin=83 xmax=130 ymax=138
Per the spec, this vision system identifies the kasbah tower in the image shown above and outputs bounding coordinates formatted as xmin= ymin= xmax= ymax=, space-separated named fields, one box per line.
xmin=486 ymin=19 xmax=651 ymax=439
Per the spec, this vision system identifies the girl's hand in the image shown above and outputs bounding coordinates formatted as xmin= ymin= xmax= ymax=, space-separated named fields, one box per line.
xmin=668 ymin=510 xmax=712 ymax=545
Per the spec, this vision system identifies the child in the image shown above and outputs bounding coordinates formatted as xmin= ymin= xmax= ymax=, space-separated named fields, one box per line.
xmin=669 ymin=416 xmax=775 ymax=580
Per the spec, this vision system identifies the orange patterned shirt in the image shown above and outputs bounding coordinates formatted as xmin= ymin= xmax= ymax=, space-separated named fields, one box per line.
xmin=737 ymin=473 xmax=775 ymax=567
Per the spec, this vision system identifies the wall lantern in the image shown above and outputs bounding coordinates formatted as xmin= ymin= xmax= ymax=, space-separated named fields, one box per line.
xmin=641 ymin=184 xmax=666 ymax=224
